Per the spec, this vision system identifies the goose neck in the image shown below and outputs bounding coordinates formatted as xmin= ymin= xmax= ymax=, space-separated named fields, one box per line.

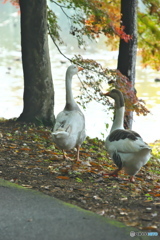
xmin=65 ymin=72 xmax=75 ymax=106
xmin=110 ymin=106 xmax=125 ymax=132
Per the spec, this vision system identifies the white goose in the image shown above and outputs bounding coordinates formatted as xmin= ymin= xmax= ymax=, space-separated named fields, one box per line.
xmin=104 ymin=89 xmax=151 ymax=182
xmin=52 ymin=64 xmax=86 ymax=161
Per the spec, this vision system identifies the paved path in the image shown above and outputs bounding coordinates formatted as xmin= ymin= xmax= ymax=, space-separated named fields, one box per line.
xmin=0 ymin=179 xmax=154 ymax=240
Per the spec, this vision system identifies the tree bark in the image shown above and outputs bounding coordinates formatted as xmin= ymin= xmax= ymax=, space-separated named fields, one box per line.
xmin=18 ymin=0 xmax=55 ymax=126
xmin=117 ymin=0 xmax=138 ymax=129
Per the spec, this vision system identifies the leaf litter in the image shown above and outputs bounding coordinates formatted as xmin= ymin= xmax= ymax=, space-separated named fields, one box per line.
xmin=0 ymin=119 xmax=159 ymax=233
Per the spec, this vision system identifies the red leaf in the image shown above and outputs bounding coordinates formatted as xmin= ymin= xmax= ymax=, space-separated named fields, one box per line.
xmin=56 ymin=176 xmax=70 ymax=180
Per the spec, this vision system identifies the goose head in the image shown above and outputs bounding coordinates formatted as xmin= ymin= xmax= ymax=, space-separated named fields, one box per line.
xmin=104 ymin=89 xmax=125 ymax=132
xmin=66 ymin=64 xmax=83 ymax=78
xmin=104 ymin=89 xmax=124 ymax=108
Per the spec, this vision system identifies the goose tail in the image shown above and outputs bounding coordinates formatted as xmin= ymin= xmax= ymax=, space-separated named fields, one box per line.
xmin=52 ymin=130 xmax=69 ymax=139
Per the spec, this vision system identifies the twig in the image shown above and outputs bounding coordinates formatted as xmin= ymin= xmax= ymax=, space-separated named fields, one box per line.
xmin=48 ymin=25 xmax=71 ymax=62
xmin=50 ymin=0 xmax=72 ymax=19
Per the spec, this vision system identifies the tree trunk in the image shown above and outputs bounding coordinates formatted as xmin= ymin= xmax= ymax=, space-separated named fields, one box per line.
xmin=117 ymin=0 xmax=138 ymax=129
xmin=18 ymin=0 xmax=55 ymax=126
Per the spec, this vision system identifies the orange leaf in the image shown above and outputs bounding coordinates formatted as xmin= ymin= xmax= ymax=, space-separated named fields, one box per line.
xmin=153 ymin=194 xmax=160 ymax=197
xmin=35 ymin=160 xmax=42 ymax=163
xmin=87 ymin=170 xmax=97 ymax=174
xmin=136 ymin=177 xmax=143 ymax=181
xmin=60 ymin=168 xmax=69 ymax=173
xmin=103 ymin=175 xmax=110 ymax=179
xmin=81 ymin=152 xmax=90 ymax=157
xmin=90 ymin=162 xmax=99 ymax=166
xmin=56 ymin=176 xmax=70 ymax=180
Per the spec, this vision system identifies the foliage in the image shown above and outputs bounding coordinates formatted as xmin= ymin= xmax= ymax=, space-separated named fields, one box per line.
xmin=50 ymin=0 xmax=131 ymax=48
xmin=2 ymin=0 xmax=19 ymax=8
xmin=3 ymin=0 xmax=157 ymax=118
xmin=150 ymin=140 xmax=160 ymax=161
xmin=46 ymin=0 xmax=152 ymax=117
xmin=3 ymin=0 xmax=160 ymax=70
xmin=138 ymin=0 xmax=160 ymax=70
xmin=47 ymin=6 xmax=63 ymax=45
xmin=49 ymin=0 xmax=160 ymax=71
xmin=72 ymin=55 xmax=150 ymax=119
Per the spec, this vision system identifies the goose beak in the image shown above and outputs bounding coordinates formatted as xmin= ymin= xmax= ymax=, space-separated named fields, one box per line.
xmin=78 ymin=66 xmax=84 ymax=72
xmin=103 ymin=91 xmax=110 ymax=96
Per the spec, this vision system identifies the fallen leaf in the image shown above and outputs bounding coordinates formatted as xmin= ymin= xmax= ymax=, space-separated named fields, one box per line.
xmin=41 ymin=185 xmax=50 ymax=190
xmin=120 ymin=212 xmax=128 ymax=216
xmin=81 ymin=152 xmax=90 ymax=157
xmin=103 ymin=175 xmax=110 ymax=178
xmin=153 ymin=202 xmax=160 ymax=205
xmin=19 ymin=147 xmax=31 ymax=151
xmin=146 ymin=208 xmax=152 ymax=211
xmin=90 ymin=162 xmax=99 ymax=166
xmin=50 ymin=155 xmax=61 ymax=160
xmin=60 ymin=168 xmax=69 ymax=173
xmin=141 ymin=225 xmax=158 ymax=230
xmin=97 ymin=210 xmax=105 ymax=216
xmin=8 ymin=146 xmax=18 ymax=149
xmin=119 ymin=197 xmax=128 ymax=201
xmin=35 ymin=160 xmax=42 ymax=163
xmin=136 ymin=177 xmax=143 ymax=181
xmin=151 ymin=212 xmax=157 ymax=217
xmin=87 ymin=169 xmax=97 ymax=174
xmin=152 ymin=193 xmax=160 ymax=197
xmin=93 ymin=195 xmax=102 ymax=200
xmin=81 ymin=160 xmax=91 ymax=166
xmin=56 ymin=176 xmax=70 ymax=180
xmin=125 ymin=221 xmax=139 ymax=227
xmin=22 ymin=184 xmax=32 ymax=188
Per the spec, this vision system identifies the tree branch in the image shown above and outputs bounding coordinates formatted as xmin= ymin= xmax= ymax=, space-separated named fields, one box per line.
xmin=48 ymin=26 xmax=72 ymax=62
xmin=50 ymin=0 xmax=72 ymax=19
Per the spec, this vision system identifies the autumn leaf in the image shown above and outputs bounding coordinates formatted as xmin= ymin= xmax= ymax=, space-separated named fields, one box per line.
xmin=56 ymin=176 xmax=70 ymax=180
xmin=141 ymin=226 xmax=158 ymax=231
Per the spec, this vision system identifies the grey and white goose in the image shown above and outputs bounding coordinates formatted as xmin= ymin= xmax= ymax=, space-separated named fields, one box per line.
xmin=104 ymin=89 xmax=151 ymax=182
xmin=52 ymin=64 xmax=86 ymax=161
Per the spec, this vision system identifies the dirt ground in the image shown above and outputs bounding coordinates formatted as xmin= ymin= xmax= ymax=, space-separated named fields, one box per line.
xmin=0 ymin=120 xmax=159 ymax=233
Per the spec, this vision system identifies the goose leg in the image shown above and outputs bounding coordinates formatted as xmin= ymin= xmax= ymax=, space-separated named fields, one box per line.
xmin=76 ymin=146 xmax=80 ymax=162
xmin=129 ymin=176 xmax=135 ymax=183
xmin=62 ymin=150 xmax=74 ymax=161
xmin=104 ymin=168 xmax=135 ymax=182
xmin=63 ymin=147 xmax=81 ymax=161
xmin=104 ymin=168 xmax=121 ymax=177
xmin=62 ymin=150 xmax=67 ymax=160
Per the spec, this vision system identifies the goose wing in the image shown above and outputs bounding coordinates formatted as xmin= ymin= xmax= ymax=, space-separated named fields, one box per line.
xmin=53 ymin=110 xmax=85 ymax=139
xmin=106 ymin=129 xmax=151 ymax=153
